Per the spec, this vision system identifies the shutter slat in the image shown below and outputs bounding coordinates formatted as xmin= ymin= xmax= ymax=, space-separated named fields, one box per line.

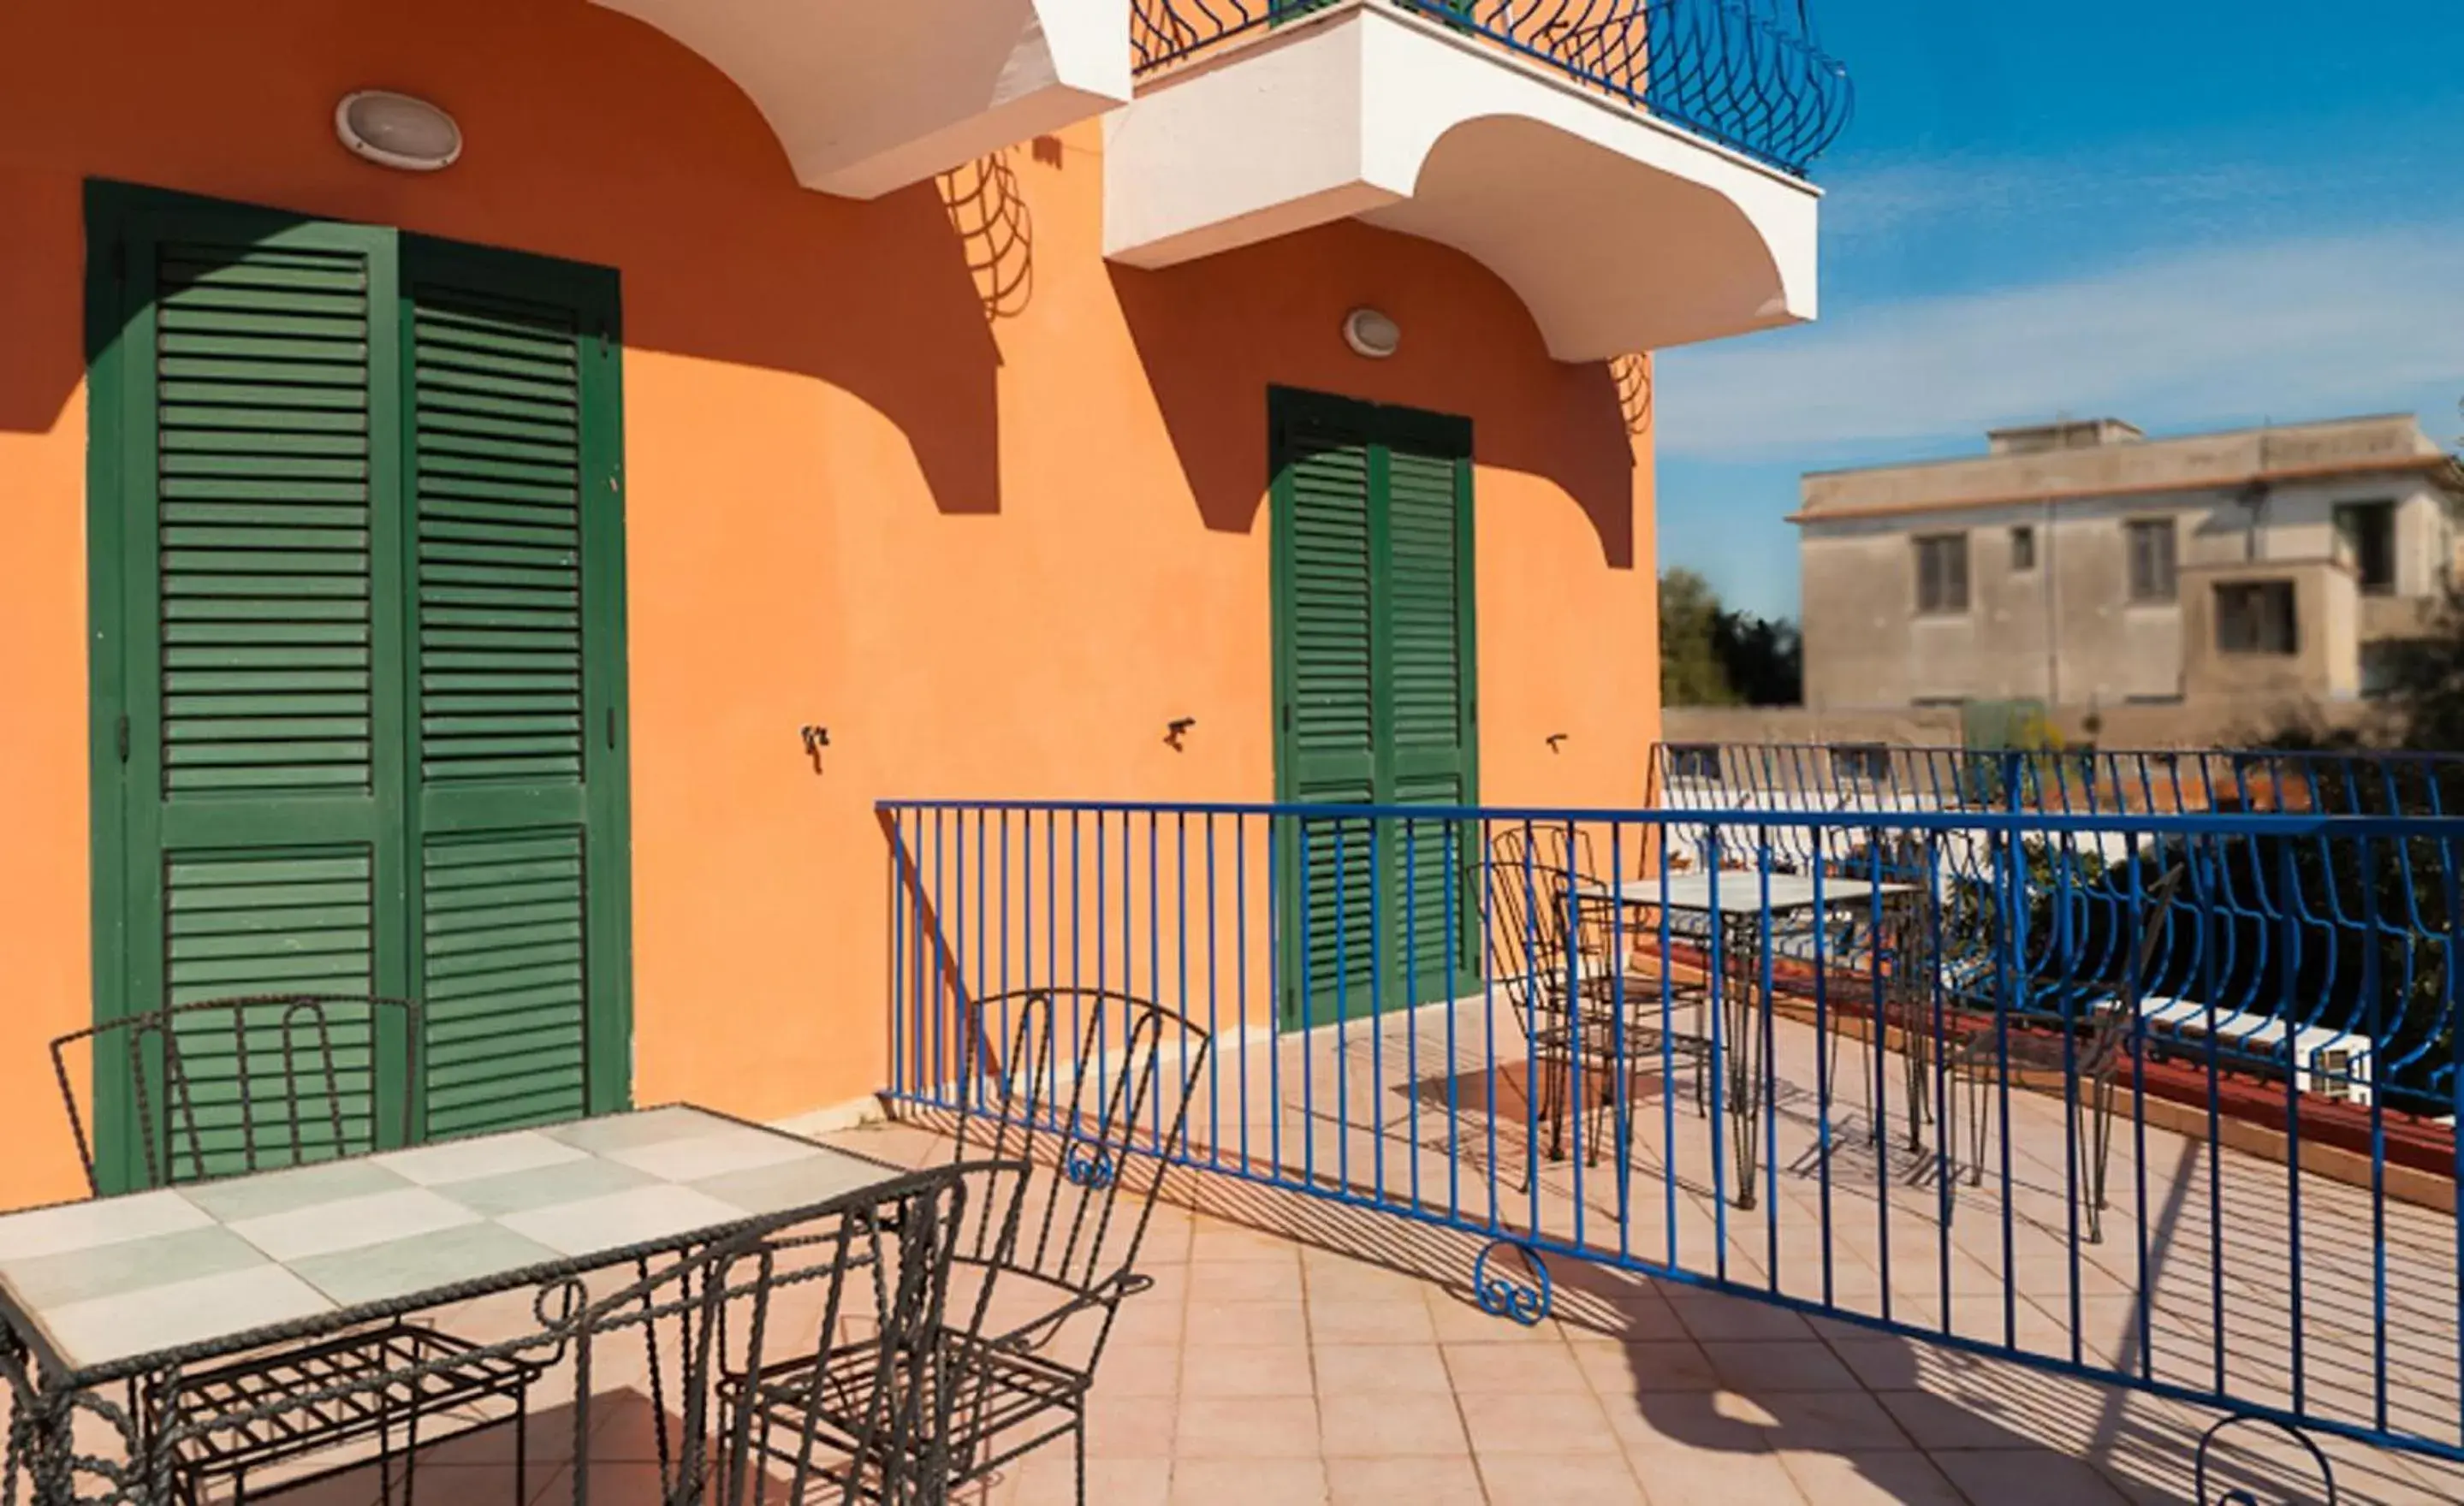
xmin=159 ymin=847 xmax=377 ymax=1177
xmin=407 ymin=276 xmax=597 ymax=1137
xmin=155 ymin=239 xmax=374 ymax=799
xmin=419 ymin=829 xmax=589 ymax=1137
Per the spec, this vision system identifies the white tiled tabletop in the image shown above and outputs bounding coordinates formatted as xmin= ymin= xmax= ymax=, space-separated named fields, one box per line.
xmin=1577 ymin=875 xmax=1911 ymax=915
xmin=0 ymin=1106 xmax=891 ymax=1379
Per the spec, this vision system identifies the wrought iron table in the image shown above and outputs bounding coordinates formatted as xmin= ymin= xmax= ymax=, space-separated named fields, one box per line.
xmin=1580 ymin=875 xmax=1913 ymax=1209
xmin=0 ymin=1104 xmax=901 ymax=1503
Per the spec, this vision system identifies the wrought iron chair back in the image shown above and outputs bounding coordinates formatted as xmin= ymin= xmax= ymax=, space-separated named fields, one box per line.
xmin=2077 ymin=861 xmax=2192 ymax=1074
xmin=698 ymin=1162 xmax=983 ymax=1505
xmin=1484 ymin=823 xmax=1589 ymax=1009
xmin=50 ymin=994 xmax=418 ymax=1195
xmin=953 ymin=987 xmax=1211 ymax=1356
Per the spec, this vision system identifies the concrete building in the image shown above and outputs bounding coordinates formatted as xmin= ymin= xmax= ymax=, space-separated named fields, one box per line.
xmin=1795 ymin=414 xmax=2464 ymax=715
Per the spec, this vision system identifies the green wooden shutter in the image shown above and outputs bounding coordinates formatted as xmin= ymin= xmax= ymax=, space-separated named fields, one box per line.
xmin=1271 ymin=389 xmax=1478 ymax=1028
xmin=403 ymin=240 xmax=630 ymax=1138
xmin=1274 ymin=394 xmax=1380 ymax=1028
xmin=91 ymin=197 xmax=410 ymax=1188
xmin=89 ymin=186 xmax=632 ymax=1186
xmin=1381 ymin=418 xmax=1479 ymax=1005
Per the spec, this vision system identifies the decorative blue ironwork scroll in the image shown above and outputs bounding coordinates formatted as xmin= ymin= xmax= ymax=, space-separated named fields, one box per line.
xmin=1474 ymin=1239 xmax=1553 ymax=1326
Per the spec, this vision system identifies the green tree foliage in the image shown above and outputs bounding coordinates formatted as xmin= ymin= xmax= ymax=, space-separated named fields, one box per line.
xmin=1659 ymin=570 xmax=1804 ymax=707
xmin=1659 ymin=568 xmax=1735 ymax=706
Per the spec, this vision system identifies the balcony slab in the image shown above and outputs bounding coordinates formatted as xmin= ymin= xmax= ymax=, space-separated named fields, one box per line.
xmin=1103 ymin=1 xmax=1820 ymax=360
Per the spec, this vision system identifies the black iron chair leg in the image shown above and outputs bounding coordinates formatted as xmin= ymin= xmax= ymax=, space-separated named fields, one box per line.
xmin=513 ymin=1381 xmax=529 ymax=1506
xmin=402 ymin=1394 xmax=421 ymax=1506
xmin=375 ymin=1395 xmax=392 ymax=1506
xmin=1073 ymin=1411 xmax=1089 ymax=1506
xmin=1971 ymin=1074 xmax=1991 ymax=1188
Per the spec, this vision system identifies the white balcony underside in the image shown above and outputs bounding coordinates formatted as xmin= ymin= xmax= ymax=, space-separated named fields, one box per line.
xmin=1101 ymin=3 xmax=1820 ymax=361
xmin=594 ymin=0 xmax=1130 ymax=199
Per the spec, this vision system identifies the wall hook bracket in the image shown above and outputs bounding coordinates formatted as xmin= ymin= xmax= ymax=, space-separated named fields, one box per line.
xmin=1165 ymin=717 xmax=1196 ymax=751
xmin=800 ymin=725 xmax=830 ymax=772
xmin=1546 ymin=732 xmax=1569 ymax=754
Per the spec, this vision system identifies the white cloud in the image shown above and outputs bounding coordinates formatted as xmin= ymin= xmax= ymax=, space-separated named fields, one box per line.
xmin=1655 ymin=224 xmax=2464 ymax=462
xmin=1823 ymin=153 xmax=2276 ymax=244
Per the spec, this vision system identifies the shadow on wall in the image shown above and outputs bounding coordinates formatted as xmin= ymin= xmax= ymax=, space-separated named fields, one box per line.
xmin=936 ymin=148 xmax=1036 ymax=327
xmin=1110 ymin=219 xmax=1637 ymax=569
xmin=1 ymin=0 xmax=1004 ymax=516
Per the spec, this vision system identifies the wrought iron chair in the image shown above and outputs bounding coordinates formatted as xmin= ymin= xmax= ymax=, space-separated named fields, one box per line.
xmin=1819 ymin=869 xmax=1943 ymax=1153
xmin=1486 ymin=825 xmax=1712 ymax=1186
xmin=724 ymin=987 xmax=1208 ymax=1506
xmin=1947 ymin=864 xmax=2188 ymax=1243
xmin=695 ymin=1162 xmax=988 ymax=1504
xmin=45 ymin=994 xmax=549 ymax=1505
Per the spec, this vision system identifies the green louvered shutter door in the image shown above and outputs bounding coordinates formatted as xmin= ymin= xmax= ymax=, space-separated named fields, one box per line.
xmin=1274 ymin=392 xmax=1380 ymax=1029
xmin=104 ymin=210 xmax=411 ymax=1187
xmin=403 ymin=240 xmax=629 ymax=1139
xmin=1273 ymin=390 xmax=1478 ymax=1029
xmin=1380 ymin=415 xmax=1479 ymax=1007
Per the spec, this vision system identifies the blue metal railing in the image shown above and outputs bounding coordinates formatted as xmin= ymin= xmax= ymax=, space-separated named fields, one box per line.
xmin=882 ymin=796 xmax=2464 ymax=1471
xmin=1650 ymin=742 xmax=2464 ymax=1113
xmin=1128 ymin=0 xmax=1855 ymax=179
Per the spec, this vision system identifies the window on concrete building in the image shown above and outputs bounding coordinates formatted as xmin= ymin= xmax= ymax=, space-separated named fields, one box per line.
xmin=2215 ymin=580 xmax=2298 ymax=655
xmin=2333 ymin=500 xmax=2396 ymax=595
xmin=1914 ymin=533 xmax=1968 ymax=614
xmin=1667 ymin=744 xmax=1724 ymax=782
xmin=2126 ymin=519 xmax=2177 ymax=602
xmin=2360 ymin=642 xmax=2405 ymax=697
xmin=1829 ymin=744 xmax=1892 ymax=785
xmin=2010 ymin=525 xmax=2036 ymax=571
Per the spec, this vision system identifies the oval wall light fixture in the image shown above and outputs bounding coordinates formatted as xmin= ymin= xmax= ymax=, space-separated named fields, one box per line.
xmin=1343 ymin=307 xmax=1401 ymax=359
xmin=335 ymin=91 xmax=463 ymax=172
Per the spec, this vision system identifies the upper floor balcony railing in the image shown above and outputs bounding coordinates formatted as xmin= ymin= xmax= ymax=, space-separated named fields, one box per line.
xmin=1129 ymin=0 xmax=1855 ymax=177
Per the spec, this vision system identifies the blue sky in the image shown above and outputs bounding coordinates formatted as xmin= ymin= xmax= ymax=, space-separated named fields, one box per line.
xmin=1654 ymin=0 xmax=2464 ymax=620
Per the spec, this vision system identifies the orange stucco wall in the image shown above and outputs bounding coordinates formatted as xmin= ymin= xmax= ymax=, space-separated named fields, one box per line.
xmin=0 ymin=0 xmax=1659 ymax=1209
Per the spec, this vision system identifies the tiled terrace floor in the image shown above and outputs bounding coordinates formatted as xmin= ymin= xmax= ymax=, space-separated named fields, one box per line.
xmin=828 ymin=1115 xmax=2464 ymax=1506
xmin=56 ymin=1096 xmax=2464 ymax=1505
xmin=29 ymin=993 xmax=2464 ymax=1503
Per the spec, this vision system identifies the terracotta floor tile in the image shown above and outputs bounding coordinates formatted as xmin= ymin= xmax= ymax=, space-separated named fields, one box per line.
xmin=1093 ymin=1343 xmax=1184 ymax=1398
xmin=1425 ymin=1290 xmax=1566 ymax=1344
xmin=1777 ymin=1449 xmax=1966 ymax=1505
xmin=1175 ymin=1394 xmax=1322 ymax=1458
xmin=1168 ymin=1458 xmax=1329 ymax=1506
xmin=1179 ymin=1343 xmax=1315 ymax=1398
xmin=1602 ymin=1389 xmax=1785 ymax=1456
xmin=1443 ymin=1339 xmax=1593 ymax=1394
xmin=1084 ymin=1394 xmax=1179 ymax=1459
xmin=1576 ymin=1339 xmax=1720 ymax=1395
xmin=1476 ymin=1450 xmax=1649 ymax=1505
xmin=1305 ymin=1254 xmax=1432 ymax=1304
xmin=1308 ymin=1298 xmax=1438 ymax=1345
xmin=1007 ymin=1454 xmax=1171 ymax=1506
xmin=1325 ymin=1455 xmax=1486 ymax=1505
xmin=1873 ymin=1388 xmax=2045 ymax=1450
xmin=1621 ymin=1444 xmax=1807 ymax=1506
xmin=1185 ymin=1299 xmax=1310 ymax=1349
xmin=1187 ymin=1260 xmax=1307 ymax=1303
xmin=1665 ymin=1295 xmax=1817 ymax=1343
xmin=1701 ymin=1339 xmax=1862 ymax=1392
xmin=1457 ymin=1388 xmax=1624 ymax=1456
xmin=1312 ymin=1342 xmax=1457 ymax=1396
xmin=1931 ymin=1448 xmax=2133 ymax=1505
xmin=1750 ymin=1391 xmax=1912 ymax=1453
xmin=1192 ymin=1224 xmax=1308 ymax=1265
xmin=1317 ymin=1390 xmax=1471 ymax=1457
